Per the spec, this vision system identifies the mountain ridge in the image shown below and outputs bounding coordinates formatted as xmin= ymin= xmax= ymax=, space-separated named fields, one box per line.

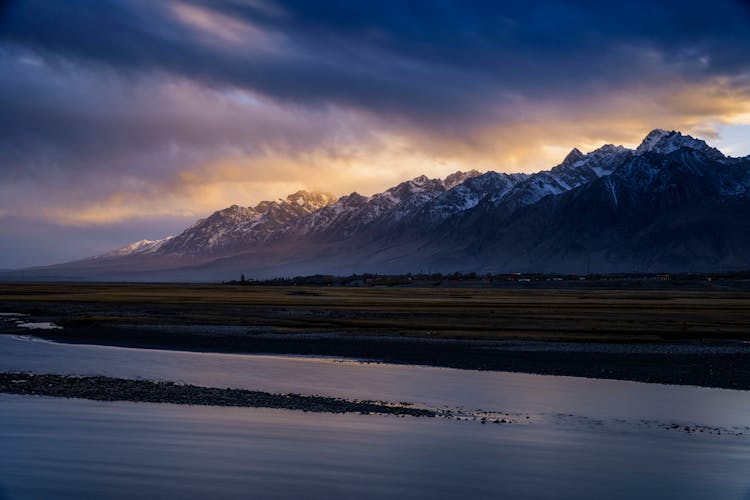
xmin=11 ymin=129 xmax=750 ymax=281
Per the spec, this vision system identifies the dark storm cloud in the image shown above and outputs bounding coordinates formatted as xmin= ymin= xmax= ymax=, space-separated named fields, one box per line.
xmin=0 ymin=51 xmax=343 ymax=181
xmin=209 ymin=0 xmax=750 ymax=76
xmin=3 ymin=0 xmax=749 ymax=125
xmin=0 ymin=0 xmax=487 ymax=123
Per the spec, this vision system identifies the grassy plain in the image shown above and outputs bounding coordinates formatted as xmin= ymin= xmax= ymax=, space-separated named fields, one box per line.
xmin=3 ymin=282 xmax=750 ymax=389
xmin=1 ymin=282 xmax=749 ymax=342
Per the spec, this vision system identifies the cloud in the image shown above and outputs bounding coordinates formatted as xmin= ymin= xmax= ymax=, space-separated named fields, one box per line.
xmin=0 ymin=46 xmax=749 ymax=225
xmin=1 ymin=0 xmax=750 ymax=266
xmin=4 ymin=0 xmax=750 ymax=127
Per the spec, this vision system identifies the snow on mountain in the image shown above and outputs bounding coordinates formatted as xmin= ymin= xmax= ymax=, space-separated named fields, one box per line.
xmin=442 ymin=136 xmax=750 ymax=275
xmin=413 ymin=171 xmax=527 ymax=224
xmin=90 ymin=128 xmax=750 ymax=275
xmin=291 ymin=192 xmax=372 ymax=237
xmin=109 ymin=171 xmax=482 ymax=259
xmin=99 ymin=237 xmax=174 ymax=258
xmin=293 ymin=171 xmax=481 ymax=237
xmin=635 ymin=129 xmax=671 ymax=154
xmin=381 ymin=174 xmax=449 ymax=222
xmin=562 ymin=147 xmax=585 ymax=165
xmin=482 ymin=143 xmax=633 ymax=213
xmin=443 ymin=170 xmax=481 ymax=189
xmin=155 ymin=190 xmax=336 ymax=257
xmin=636 ymin=129 xmax=724 ymax=158
xmin=101 ymin=144 xmax=635 ymax=260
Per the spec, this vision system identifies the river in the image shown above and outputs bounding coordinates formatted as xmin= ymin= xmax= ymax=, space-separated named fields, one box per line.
xmin=1 ymin=335 xmax=749 ymax=499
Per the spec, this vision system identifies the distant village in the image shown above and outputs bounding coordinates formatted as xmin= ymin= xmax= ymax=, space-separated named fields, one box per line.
xmin=225 ymin=270 xmax=749 ymax=288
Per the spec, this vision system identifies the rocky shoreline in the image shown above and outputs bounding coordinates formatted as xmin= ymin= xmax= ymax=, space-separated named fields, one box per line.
xmin=0 ymin=372 xmax=436 ymax=417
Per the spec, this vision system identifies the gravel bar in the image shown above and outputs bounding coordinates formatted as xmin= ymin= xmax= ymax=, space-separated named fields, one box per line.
xmin=0 ymin=372 xmax=435 ymax=417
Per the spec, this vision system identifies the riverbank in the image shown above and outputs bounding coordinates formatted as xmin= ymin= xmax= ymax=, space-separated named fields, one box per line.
xmin=16 ymin=326 xmax=750 ymax=390
xmin=2 ymin=283 xmax=750 ymax=390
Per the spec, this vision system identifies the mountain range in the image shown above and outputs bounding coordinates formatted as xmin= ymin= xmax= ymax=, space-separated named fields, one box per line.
xmin=11 ymin=129 xmax=750 ymax=281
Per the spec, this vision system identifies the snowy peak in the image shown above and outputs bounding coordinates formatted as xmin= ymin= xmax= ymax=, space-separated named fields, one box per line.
xmin=562 ymin=148 xmax=585 ymax=166
xmin=294 ymin=172 xmax=483 ymax=238
xmin=93 ymin=128 xmax=744 ymax=266
xmin=283 ymin=190 xmax=337 ymax=210
xmin=443 ymin=170 xmax=481 ymax=189
xmin=99 ymin=237 xmax=174 ymax=258
xmin=591 ymin=143 xmax=628 ymax=155
xmin=554 ymin=144 xmax=630 ymax=177
xmin=252 ymin=190 xmax=335 ymax=215
xmin=387 ymin=175 xmax=445 ymax=200
xmin=636 ymin=129 xmax=671 ymax=154
xmin=338 ymin=192 xmax=368 ymax=207
xmin=481 ymin=141 xmax=634 ymax=211
xmin=415 ymin=171 xmax=526 ymax=224
xmin=636 ymin=129 xmax=723 ymax=158
xmin=209 ymin=204 xmax=257 ymax=222
xmin=153 ymin=190 xmax=336 ymax=256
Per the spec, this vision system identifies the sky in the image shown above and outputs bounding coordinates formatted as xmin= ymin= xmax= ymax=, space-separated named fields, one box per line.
xmin=1 ymin=0 xmax=750 ymax=268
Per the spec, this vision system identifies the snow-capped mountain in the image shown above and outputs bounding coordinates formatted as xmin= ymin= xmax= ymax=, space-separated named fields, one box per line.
xmin=157 ymin=191 xmax=336 ymax=257
xmin=443 ymin=170 xmax=482 ymax=189
xmin=481 ymin=143 xmax=634 ymax=215
xmin=468 ymin=141 xmax=750 ymax=273
xmin=635 ymin=129 xmax=724 ymax=159
xmin=98 ymin=237 xmax=174 ymax=258
xmin=19 ymin=129 xmax=750 ymax=280
xmin=162 ymin=172 xmax=482 ymax=254
xmin=410 ymin=171 xmax=528 ymax=226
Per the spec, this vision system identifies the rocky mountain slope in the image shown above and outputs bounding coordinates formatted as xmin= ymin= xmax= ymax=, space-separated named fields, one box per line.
xmin=14 ymin=129 xmax=750 ymax=280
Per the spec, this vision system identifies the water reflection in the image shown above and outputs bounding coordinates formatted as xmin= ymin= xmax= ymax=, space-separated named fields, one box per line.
xmin=1 ymin=335 xmax=749 ymax=427
xmin=1 ymin=396 xmax=750 ymax=500
xmin=3 ymin=335 xmax=750 ymax=499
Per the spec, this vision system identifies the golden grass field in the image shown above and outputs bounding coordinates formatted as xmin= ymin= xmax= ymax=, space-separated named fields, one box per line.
xmin=2 ymin=282 xmax=750 ymax=342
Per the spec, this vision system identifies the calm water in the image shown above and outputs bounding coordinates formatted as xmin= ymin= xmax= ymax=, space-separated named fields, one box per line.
xmin=1 ymin=335 xmax=750 ymax=499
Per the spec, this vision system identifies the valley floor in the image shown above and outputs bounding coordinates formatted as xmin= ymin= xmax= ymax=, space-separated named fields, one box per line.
xmin=2 ymin=282 xmax=750 ymax=389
